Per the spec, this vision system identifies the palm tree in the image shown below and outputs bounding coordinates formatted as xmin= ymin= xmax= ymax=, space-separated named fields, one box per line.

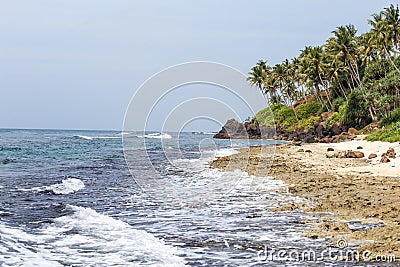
xmin=383 ymin=4 xmax=400 ymax=54
xmin=326 ymin=25 xmax=363 ymax=89
xmin=264 ymin=71 xmax=280 ymax=104
xmin=291 ymin=57 xmax=308 ymax=102
xmin=368 ymin=13 xmax=392 ymax=58
xmin=247 ymin=60 xmax=269 ymax=101
xmin=275 ymin=59 xmax=299 ymax=120
xmin=326 ymin=25 xmax=380 ymax=120
xmin=368 ymin=5 xmax=400 ymax=74
xmin=298 ymin=46 xmax=333 ymax=109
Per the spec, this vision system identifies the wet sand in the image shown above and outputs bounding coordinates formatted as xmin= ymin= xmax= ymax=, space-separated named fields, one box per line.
xmin=210 ymin=139 xmax=400 ymax=259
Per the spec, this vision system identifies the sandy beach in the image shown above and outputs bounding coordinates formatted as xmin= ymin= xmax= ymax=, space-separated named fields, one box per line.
xmin=211 ymin=138 xmax=400 ymax=259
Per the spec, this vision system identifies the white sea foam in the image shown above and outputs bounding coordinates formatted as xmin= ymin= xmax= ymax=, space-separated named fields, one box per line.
xmin=168 ymin=146 xmax=294 ymax=196
xmin=47 ymin=178 xmax=85 ymax=194
xmin=0 ymin=205 xmax=186 ymax=267
xmin=0 ymin=223 xmax=64 ymax=267
xmin=75 ymin=135 xmax=120 ymax=140
xmin=171 ymin=148 xmax=239 ymax=173
xmin=95 ymin=136 xmax=121 ymax=139
xmin=76 ymin=135 xmax=93 ymax=140
xmin=24 ymin=178 xmax=85 ymax=195
xmin=214 ymin=148 xmax=239 ymax=158
xmin=136 ymin=133 xmax=173 ymax=139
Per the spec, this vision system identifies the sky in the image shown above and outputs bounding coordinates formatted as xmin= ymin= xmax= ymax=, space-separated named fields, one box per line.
xmin=0 ymin=0 xmax=396 ymax=131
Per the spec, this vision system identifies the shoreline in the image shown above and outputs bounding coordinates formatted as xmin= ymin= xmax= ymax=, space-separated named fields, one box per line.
xmin=210 ymin=138 xmax=400 ymax=259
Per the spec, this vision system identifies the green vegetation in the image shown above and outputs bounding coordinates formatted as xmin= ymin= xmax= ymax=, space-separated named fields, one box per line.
xmin=248 ymin=4 xmax=400 ymax=138
xmin=298 ymin=115 xmax=321 ymax=131
xmin=254 ymin=102 xmax=322 ymax=131
xmin=365 ymin=122 xmax=400 ymax=142
xmin=326 ymin=104 xmax=346 ymax=126
xmin=341 ymin=89 xmax=373 ymax=129
xmin=296 ymin=101 xmax=320 ymax=120
xmin=275 ymin=106 xmax=297 ymax=127
xmin=381 ymin=108 xmax=400 ymax=127
xmin=253 ymin=107 xmax=274 ymax=127
xmin=253 ymin=103 xmax=295 ymax=127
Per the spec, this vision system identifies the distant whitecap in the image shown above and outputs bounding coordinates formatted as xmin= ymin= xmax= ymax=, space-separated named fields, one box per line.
xmin=22 ymin=178 xmax=85 ymax=195
xmin=75 ymin=135 xmax=93 ymax=140
xmin=136 ymin=133 xmax=173 ymax=139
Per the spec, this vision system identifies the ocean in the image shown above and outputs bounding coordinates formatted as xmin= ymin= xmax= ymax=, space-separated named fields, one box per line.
xmin=0 ymin=129 xmax=390 ymax=266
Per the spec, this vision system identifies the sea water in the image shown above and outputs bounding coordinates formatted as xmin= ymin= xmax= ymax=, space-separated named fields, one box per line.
xmin=0 ymin=129 xmax=394 ymax=266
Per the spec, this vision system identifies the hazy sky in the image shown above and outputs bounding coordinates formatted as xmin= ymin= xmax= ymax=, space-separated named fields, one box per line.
xmin=0 ymin=1 xmax=396 ymax=131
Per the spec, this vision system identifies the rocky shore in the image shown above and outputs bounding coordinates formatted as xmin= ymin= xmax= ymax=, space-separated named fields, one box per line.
xmin=210 ymin=139 xmax=400 ymax=260
xmin=213 ymin=118 xmax=365 ymax=143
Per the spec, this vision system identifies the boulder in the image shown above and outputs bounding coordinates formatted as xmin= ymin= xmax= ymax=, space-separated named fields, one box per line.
xmin=326 ymin=150 xmax=364 ymax=158
xmin=214 ymin=119 xmax=269 ymax=139
xmin=315 ymin=124 xmax=325 ymax=138
xmin=368 ymin=153 xmax=377 ymax=159
xmin=348 ymin=128 xmax=358 ymax=135
xmin=345 ymin=151 xmax=358 ymax=158
xmin=303 ymin=135 xmax=316 ymax=143
xmin=319 ymin=137 xmax=330 ymax=143
xmin=381 ymin=156 xmax=391 ymax=163
xmin=259 ymin=125 xmax=276 ymax=139
xmin=353 ymin=151 xmax=365 ymax=158
xmin=387 ymin=147 xmax=396 ymax=158
xmin=327 ymin=148 xmax=334 ymax=152
xmin=330 ymin=123 xmax=342 ymax=136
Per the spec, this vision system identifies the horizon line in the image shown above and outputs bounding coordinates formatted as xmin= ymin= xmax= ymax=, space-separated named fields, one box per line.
xmin=0 ymin=127 xmax=219 ymax=133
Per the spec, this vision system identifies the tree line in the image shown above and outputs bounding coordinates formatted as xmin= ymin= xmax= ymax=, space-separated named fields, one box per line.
xmin=248 ymin=4 xmax=400 ymax=129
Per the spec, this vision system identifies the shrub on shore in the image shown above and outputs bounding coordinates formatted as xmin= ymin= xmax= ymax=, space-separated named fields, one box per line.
xmin=381 ymin=108 xmax=400 ymax=127
xmin=366 ymin=122 xmax=400 ymax=142
xmin=276 ymin=106 xmax=297 ymax=127
xmin=254 ymin=102 xmax=322 ymax=130
xmin=298 ymin=115 xmax=321 ymax=130
xmin=296 ymin=101 xmax=320 ymax=120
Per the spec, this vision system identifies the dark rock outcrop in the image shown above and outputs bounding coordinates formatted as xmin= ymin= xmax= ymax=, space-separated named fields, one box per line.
xmin=214 ymin=119 xmax=353 ymax=144
xmin=213 ymin=119 xmax=276 ymax=139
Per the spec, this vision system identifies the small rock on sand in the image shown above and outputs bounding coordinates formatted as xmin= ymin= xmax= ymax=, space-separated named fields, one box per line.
xmin=386 ymin=148 xmax=396 ymax=158
xmin=381 ymin=155 xmax=391 ymax=163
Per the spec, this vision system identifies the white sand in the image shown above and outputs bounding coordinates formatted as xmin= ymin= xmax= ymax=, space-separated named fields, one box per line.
xmin=312 ymin=136 xmax=400 ymax=177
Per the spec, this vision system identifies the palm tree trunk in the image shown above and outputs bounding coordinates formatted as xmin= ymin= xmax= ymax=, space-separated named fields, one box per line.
xmin=384 ymin=45 xmax=400 ymax=74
